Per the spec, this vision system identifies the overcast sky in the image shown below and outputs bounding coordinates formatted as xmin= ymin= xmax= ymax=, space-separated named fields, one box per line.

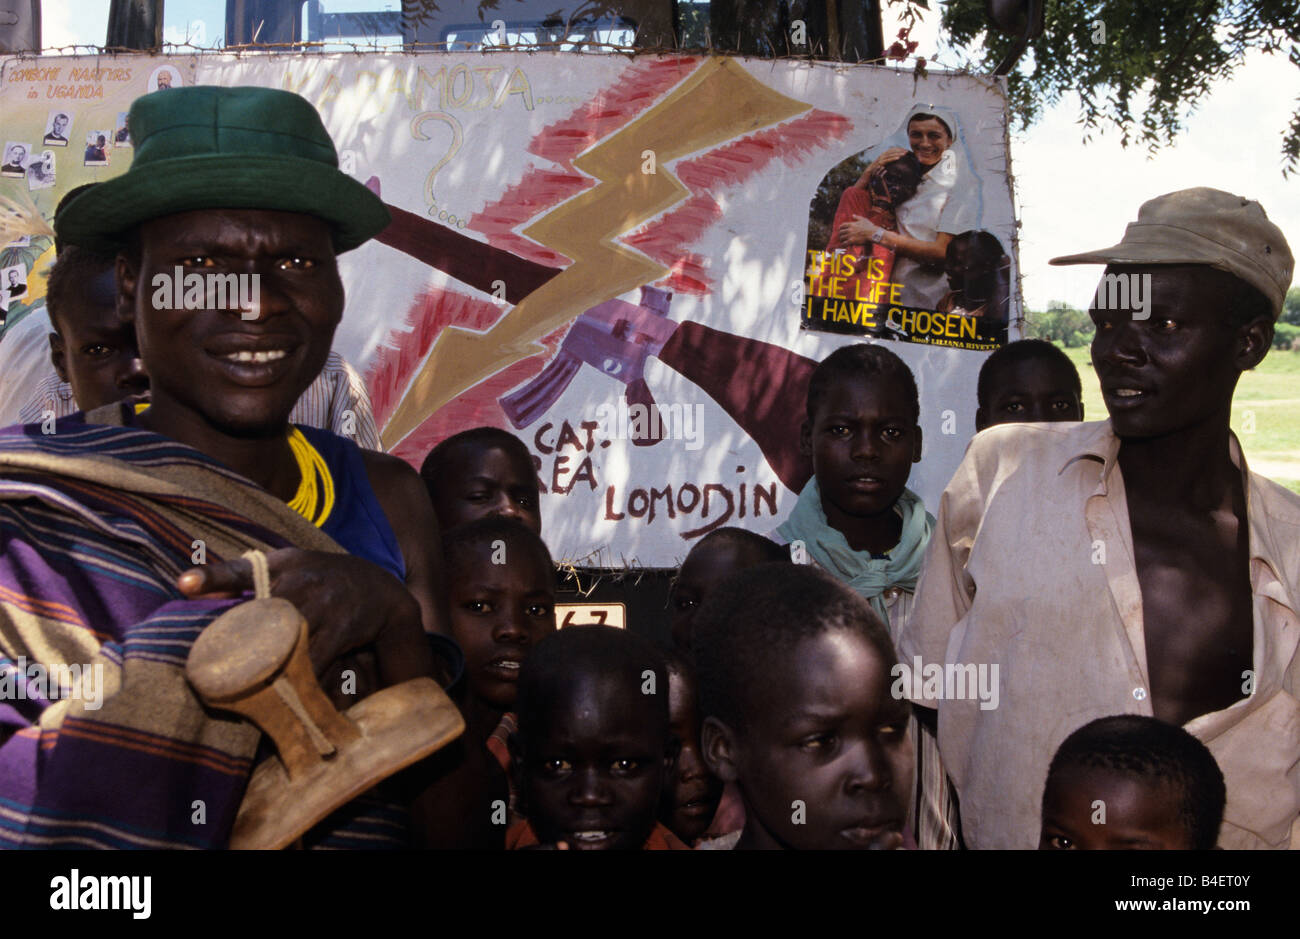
xmin=44 ymin=2 xmax=1299 ymax=313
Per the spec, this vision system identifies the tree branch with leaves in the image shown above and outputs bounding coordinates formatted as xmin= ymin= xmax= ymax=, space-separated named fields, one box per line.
xmin=936 ymin=0 xmax=1300 ymax=174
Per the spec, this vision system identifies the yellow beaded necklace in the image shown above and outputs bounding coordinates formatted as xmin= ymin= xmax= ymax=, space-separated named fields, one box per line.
xmin=286 ymin=427 xmax=335 ymax=527
xmin=134 ymin=403 xmax=333 ymax=527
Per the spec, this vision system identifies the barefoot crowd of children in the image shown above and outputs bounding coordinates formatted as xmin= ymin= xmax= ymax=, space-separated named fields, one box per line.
xmin=419 ymin=338 xmax=1227 ymax=850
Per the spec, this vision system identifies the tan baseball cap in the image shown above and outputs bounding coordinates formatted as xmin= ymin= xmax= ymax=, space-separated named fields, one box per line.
xmin=1050 ymin=187 xmax=1294 ymax=319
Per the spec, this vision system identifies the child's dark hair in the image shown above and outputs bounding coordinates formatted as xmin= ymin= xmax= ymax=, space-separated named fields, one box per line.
xmin=688 ymin=526 xmax=790 ymax=566
xmin=875 ymin=152 xmax=923 ymax=205
xmin=947 ymin=230 xmax=1007 ymax=271
xmin=441 ymin=515 xmax=554 ymax=578
xmin=805 ymin=343 xmax=919 ymax=424
xmin=693 ymin=563 xmax=895 ymax=730
xmin=45 ymin=246 xmax=115 ymax=335
xmin=1045 ymin=715 xmax=1226 ymax=850
xmin=976 ymin=339 xmax=1082 ymax=409
xmin=420 ymin=426 xmax=534 ymax=492
xmin=516 ymin=626 xmax=669 ymax=741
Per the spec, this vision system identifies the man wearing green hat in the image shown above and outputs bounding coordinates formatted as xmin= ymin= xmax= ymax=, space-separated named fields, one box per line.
xmin=898 ymin=188 xmax=1300 ymax=849
xmin=0 ymin=85 xmax=455 ymax=848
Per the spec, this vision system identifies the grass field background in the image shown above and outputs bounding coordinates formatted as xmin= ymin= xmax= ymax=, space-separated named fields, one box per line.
xmin=1063 ymin=345 xmax=1300 ymax=494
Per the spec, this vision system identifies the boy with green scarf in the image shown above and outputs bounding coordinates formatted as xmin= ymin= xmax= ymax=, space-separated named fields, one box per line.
xmin=774 ymin=343 xmax=954 ymax=850
xmin=774 ymin=342 xmax=934 ymax=637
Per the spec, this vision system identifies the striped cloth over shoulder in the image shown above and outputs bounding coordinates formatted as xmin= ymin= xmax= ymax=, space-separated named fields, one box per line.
xmin=0 ymin=412 xmax=381 ymax=849
xmin=12 ymin=350 xmax=383 ymax=451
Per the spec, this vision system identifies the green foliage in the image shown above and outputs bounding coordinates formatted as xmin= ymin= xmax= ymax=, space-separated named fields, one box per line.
xmin=937 ymin=0 xmax=1300 ymax=175
xmin=0 ymin=234 xmax=51 ymax=275
xmin=677 ymin=2 xmax=711 ymax=47
xmin=1272 ymin=321 xmax=1300 ymax=349
xmin=1023 ymin=301 xmax=1095 ymax=347
xmin=0 ymin=234 xmax=52 ymax=332
xmin=806 ymin=153 xmax=874 ymax=251
xmin=1282 ymin=287 xmax=1300 ymax=326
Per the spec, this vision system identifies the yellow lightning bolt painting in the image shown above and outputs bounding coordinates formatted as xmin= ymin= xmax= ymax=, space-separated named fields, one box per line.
xmin=380 ymin=57 xmax=810 ymax=450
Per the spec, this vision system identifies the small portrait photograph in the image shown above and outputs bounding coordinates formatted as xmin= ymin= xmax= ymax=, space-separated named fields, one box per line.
xmin=935 ymin=229 xmax=1012 ymax=322
xmin=83 ymin=131 xmax=110 ymax=166
xmin=2 ymin=141 xmax=30 ymax=177
xmin=148 ymin=65 xmax=183 ymax=93
xmin=3 ymin=265 xmax=29 ymax=304
xmin=43 ymin=110 xmax=71 ymax=147
xmin=806 ymin=105 xmax=983 ymax=312
xmin=26 ymin=149 xmax=56 ymax=191
xmin=114 ymin=112 xmax=131 ymax=147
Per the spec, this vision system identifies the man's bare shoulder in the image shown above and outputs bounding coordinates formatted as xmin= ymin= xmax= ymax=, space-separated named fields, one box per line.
xmin=359 ymin=449 xmax=426 ymax=506
xmin=359 ymin=447 xmax=415 ymax=478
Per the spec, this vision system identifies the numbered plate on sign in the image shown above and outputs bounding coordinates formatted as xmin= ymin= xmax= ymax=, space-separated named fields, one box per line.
xmin=555 ymin=602 xmax=626 ymax=630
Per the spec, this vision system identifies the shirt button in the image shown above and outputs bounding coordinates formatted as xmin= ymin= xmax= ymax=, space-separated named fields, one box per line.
xmin=884 ymin=587 xmax=901 ymax=600
xmin=1133 ymin=687 xmax=1147 ymax=701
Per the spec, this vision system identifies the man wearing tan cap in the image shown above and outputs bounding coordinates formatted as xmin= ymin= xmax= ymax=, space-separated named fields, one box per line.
xmin=899 ymin=188 xmax=1299 ymax=849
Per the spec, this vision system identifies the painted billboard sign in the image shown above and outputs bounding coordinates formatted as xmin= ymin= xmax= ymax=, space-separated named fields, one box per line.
xmin=0 ymin=52 xmax=1018 ymax=566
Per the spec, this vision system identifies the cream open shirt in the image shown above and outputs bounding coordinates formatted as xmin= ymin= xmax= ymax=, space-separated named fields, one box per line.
xmin=899 ymin=419 xmax=1300 ymax=849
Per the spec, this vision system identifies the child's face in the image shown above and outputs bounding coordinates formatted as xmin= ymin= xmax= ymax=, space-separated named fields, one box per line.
xmin=718 ymin=628 xmax=912 ymax=850
xmin=801 ymin=377 xmax=921 ymax=523
xmin=944 ymin=238 xmax=1003 ymax=303
xmin=659 ymin=666 xmax=724 ymax=844
xmin=871 ymin=162 xmax=919 ymax=208
xmin=517 ymin=672 xmax=674 ymax=850
xmin=670 ymin=540 xmax=758 ymax=650
xmin=976 ymin=358 xmax=1083 ymax=431
xmin=433 ymin=443 xmax=541 ymax=534
xmin=447 ymin=538 xmax=555 ymax=711
xmin=50 ymin=267 xmax=150 ymax=412
xmin=1040 ymin=768 xmax=1194 ymax=850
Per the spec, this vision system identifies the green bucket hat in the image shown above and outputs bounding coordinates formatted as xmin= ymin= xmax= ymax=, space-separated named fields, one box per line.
xmin=55 ymin=85 xmax=390 ymax=254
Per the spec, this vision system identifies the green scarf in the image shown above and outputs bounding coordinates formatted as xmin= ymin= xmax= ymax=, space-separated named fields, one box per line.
xmin=775 ymin=477 xmax=934 ymax=623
